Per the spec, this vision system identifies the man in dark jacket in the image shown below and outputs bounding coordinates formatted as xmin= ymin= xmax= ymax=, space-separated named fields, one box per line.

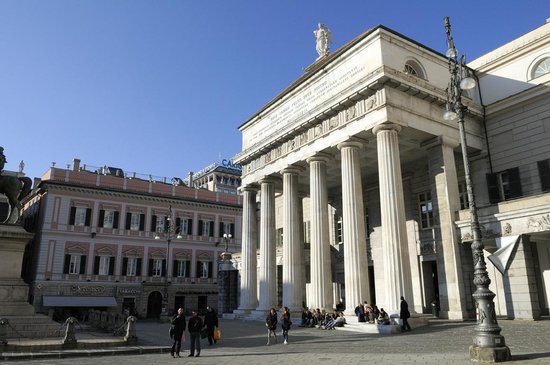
xmin=204 ymin=306 xmax=218 ymax=345
xmin=400 ymin=296 xmax=411 ymax=331
xmin=170 ymin=307 xmax=186 ymax=358
xmin=188 ymin=310 xmax=203 ymax=357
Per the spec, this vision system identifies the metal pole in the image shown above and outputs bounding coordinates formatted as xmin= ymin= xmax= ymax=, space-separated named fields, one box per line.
xmin=444 ymin=16 xmax=510 ymax=362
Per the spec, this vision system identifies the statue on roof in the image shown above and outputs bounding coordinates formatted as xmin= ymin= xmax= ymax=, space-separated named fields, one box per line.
xmin=314 ymin=23 xmax=332 ymax=58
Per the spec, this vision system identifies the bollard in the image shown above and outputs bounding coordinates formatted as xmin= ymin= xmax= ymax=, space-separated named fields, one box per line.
xmin=124 ymin=315 xmax=138 ymax=344
xmin=0 ymin=318 xmax=9 ymax=345
xmin=62 ymin=317 xmax=78 ymax=347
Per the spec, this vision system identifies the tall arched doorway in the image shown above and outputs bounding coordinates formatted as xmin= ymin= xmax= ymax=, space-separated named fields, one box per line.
xmin=147 ymin=291 xmax=163 ymax=319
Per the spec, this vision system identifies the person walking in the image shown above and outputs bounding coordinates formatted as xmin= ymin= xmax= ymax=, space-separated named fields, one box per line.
xmin=280 ymin=306 xmax=292 ymax=344
xmin=170 ymin=307 xmax=186 ymax=358
xmin=400 ymin=296 xmax=411 ymax=332
xmin=265 ymin=308 xmax=278 ymax=345
xmin=204 ymin=306 xmax=218 ymax=345
xmin=187 ymin=310 xmax=203 ymax=357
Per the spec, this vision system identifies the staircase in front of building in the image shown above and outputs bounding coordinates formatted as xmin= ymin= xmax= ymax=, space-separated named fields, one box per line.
xmin=2 ymin=314 xmax=64 ymax=340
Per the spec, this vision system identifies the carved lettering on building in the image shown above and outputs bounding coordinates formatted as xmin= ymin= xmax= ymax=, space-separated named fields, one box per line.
xmin=71 ymin=285 xmax=106 ymax=294
xmin=243 ymin=91 xmax=384 ymax=175
xmin=118 ymin=288 xmax=140 ymax=295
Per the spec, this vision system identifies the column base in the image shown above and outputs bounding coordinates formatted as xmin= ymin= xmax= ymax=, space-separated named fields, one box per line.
xmin=469 ymin=345 xmax=511 ymax=363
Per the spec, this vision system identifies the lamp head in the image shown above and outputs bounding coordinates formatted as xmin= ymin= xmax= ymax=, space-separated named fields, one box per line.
xmin=460 ymin=76 xmax=476 ymax=90
xmin=446 ymin=48 xmax=457 ymax=59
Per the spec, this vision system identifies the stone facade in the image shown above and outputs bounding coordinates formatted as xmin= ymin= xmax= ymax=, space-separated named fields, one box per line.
xmin=22 ymin=162 xmax=242 ymax=319
xmin=232 ymin=21 xmax=550 ymax=320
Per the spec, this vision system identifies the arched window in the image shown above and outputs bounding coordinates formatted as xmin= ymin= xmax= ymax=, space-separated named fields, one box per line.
xmin=532 ymin=58 xmax=550 ymax=79
xmin=404 ymin=59 xmax=426 ymax=80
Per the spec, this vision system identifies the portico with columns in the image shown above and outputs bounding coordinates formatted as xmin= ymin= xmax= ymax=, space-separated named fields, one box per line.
xmin=232 ymin=25 xmax=485 ymax=320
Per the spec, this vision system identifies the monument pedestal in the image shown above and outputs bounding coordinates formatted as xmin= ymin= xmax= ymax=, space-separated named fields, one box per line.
xmin=0 ymin=224 xmax=35 ymax=316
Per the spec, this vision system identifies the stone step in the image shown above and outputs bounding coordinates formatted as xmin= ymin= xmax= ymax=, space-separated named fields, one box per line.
xmin=1 ymin=314 xmax=65 ymax=339
xmin=336 ymin=316 xmax=430 ymax=334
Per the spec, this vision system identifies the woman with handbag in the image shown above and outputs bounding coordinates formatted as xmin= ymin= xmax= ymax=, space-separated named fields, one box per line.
xmin=265 ymin=308 xmax=278 ymax=345
xmin=170 ymin=307 xmax=186 ymax=358
xmin=204 ymin=306 xmax=219 ymax=345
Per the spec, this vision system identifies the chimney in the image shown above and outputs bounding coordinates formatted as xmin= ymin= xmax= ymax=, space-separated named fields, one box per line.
xmin=73 ymin=158 xmax=81 ymax=171
xmin=188 ymin=171 xmax=194 ymax=188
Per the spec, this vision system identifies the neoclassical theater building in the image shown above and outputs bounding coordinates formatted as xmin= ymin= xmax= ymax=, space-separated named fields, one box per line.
xmin=232 ymin=20 xmax=550 ymax=320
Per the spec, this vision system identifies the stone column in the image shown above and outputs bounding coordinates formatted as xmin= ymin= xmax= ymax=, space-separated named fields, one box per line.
xmin=281 ymin=166 xmax=305 ymax=312
xmin=426 ymin=137 xmax=467 ymax=319
xmin=338 ymin=140 xmax=371 ymax=316
xmin=256 ymin=178 xmax=277 ymax=311
xmin=373 ymin=123 xmax=414 ymax=313
xmin=237 ymin=186 xmax=259 ymax=312
xmin=307 ymin=154 xmax=334 ymax=312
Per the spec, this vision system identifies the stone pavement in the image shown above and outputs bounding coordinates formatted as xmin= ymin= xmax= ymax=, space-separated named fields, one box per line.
xmin=2 ymin=317 xmax=550 ymax=364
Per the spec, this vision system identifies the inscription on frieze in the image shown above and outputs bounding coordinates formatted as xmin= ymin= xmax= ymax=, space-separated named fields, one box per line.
xmin=244 ymin=47 xmax=372 ymax=149
xmin=242 ymin=90 xmax=384 ymax=175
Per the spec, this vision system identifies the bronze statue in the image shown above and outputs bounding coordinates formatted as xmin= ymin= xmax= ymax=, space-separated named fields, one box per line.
xmin=0 ymin=147 xmax=32 ymax=224
xmin=0 ymin=147 xmax=6 ymax=173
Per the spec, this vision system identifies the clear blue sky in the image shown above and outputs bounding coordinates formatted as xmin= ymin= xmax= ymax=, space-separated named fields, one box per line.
xmin=1 ymin=0 xmax=549 ymax=180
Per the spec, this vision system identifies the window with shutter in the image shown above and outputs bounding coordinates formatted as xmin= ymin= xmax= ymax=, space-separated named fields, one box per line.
xmin=417 ymin=192 xmax=434 ymax=229
xmin=487 ymin=167 xmax=523 ymax=202
xmin=130 ymin=213 xmax=141 ymax=231
xmin=68 ymin=254 xmax=82 ymax=274
xmin=103 ymin=210 xmax=115 ymax=229
xmin=74 ymin=207 xmax=87 ymax=226
xmin=198 ymin=220 xmax=204 ymax=236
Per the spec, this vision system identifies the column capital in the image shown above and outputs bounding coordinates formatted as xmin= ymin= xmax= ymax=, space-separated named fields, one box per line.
xmin=306 ymin=152 xmax=332 ymax=164
xmin=239 ymin=184 xmax=259 ymax=193
xmin=373 ymin=122 xmax=402 ymax=135
xmin=337 ymin=137 xmax=367 ymax=151
xmin=258 ymin=176 xmax=278 ymax=185
xmin=280 ymin=165 xmax=305 ymax=175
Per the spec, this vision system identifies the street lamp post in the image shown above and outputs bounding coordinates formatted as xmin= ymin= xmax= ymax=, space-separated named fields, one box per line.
xmin=443 ymin=17 xmax=511 ymax=362
xmin=154 ymin=205 xmax=182 ymax=321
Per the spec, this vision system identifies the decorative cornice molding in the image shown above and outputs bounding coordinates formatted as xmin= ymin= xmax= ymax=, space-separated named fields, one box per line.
xmin=41 ymin=183 xmax=241 ymax=212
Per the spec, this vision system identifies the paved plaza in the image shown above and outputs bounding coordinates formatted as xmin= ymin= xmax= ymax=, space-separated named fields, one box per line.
xmin=2 ymin=317 xmax=550 ymax=364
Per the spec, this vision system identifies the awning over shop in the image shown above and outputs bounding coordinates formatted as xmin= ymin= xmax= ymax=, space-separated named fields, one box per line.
xmin=42 ymin=295 xmax=118 ymax=307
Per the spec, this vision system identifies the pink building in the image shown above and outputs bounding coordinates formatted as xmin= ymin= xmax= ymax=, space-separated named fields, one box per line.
xmin=23 ymin=159 xmax=242 ymax=320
